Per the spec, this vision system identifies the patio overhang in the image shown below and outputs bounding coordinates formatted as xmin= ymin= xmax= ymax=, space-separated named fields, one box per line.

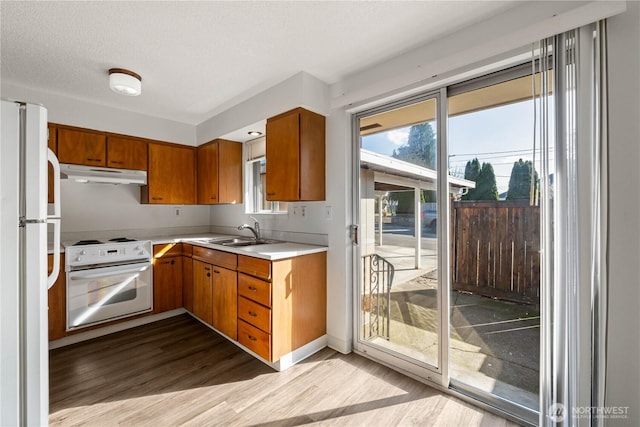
xmin=360 ymin=149 xmax=476 ymax=192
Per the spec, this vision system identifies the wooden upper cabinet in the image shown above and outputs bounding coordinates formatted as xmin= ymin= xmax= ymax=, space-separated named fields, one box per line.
xmin=142 ymin=143 xmax=196 ymax=204
xmin=57 ymin=127 xmax=106 ymax=167
xmin=107 ymin=136 xmax=147 ymax=170
xmin=197 ymin=141 xmax=219 ymax=204
xmin=47 ymin=124 xmax=57 ymax=204
xmin=266 ymin=107 xmax=325 ymax=201
xmin=197 ymin=139 xmax=242 ymax=205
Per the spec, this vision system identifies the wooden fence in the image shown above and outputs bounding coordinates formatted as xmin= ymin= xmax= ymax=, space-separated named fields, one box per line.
xmin=451 ymin=200 xmax=540 ymax=304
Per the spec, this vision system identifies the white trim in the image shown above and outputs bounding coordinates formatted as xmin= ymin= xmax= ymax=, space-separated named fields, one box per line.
xmin=332 ymin=1 xmax=626 ymax=110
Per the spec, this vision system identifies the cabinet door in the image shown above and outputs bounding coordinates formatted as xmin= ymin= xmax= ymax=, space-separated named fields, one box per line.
xmin=218 ymin=140 xmax=243 ymax=204
xmin=182 ymin=245 xmax=194 ymax=313
xmin=212 ymin=266 xmax=237 ymax=340
xmin=107 ymin=136 xmax=148 ymax=170
xmin=47 ymin=124 xmax=57 ymax=204
xmin=193 ymin=260 xmax=213 ymax=325
xmin=145 ymin=143 xmax=195 ymax=204
xmin=266 ymin=111 xmax=300 ymax=201
xmin=57 ymin=127 xmax=106 ymax=166
xmin=47 ymin=254 xmax=66 ymax=341
xmin=153 ymin=256 xmax=183 ymax=313
xmin=197 ymin=142 xmax=219 ymax=204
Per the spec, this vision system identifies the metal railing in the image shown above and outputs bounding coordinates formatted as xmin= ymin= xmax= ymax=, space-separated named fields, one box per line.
xmin=362 ymin=254 xmax=394 ymax=340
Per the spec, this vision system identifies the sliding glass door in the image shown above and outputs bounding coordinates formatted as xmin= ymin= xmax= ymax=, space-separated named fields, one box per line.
xmin=354 ymin=91 xmax=447 ymax=383
xmin=353 ymin=63 xmax=550 ymax=424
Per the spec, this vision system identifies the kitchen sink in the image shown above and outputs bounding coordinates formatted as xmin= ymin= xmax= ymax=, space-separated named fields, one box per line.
xmin=205 ymin=237 xmax=281 ymax=247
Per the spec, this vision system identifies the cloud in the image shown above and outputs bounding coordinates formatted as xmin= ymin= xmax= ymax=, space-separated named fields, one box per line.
xmin=386 ymin=129 xmax=409 ymax=147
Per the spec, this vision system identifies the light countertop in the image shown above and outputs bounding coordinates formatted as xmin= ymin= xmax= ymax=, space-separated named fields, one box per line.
xmin=149 ymin=233 xmax=327 ymax=261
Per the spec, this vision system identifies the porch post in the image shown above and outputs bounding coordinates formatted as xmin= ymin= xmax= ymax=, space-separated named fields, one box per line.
xmin=377 ymin=195 xmax=383 ymax=246
xmin=415 ymin=185 xmax=421 ymax=269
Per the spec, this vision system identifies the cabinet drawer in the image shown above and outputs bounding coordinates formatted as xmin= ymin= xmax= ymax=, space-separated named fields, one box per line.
xmin=238 ymin=273 xmax=271 ymax=307
xmin=193 ymin=246 xmax=237 ymax=270
xmin=238 ymin=297 xmax=271 ymax=333
xmin=237 ymin=255 xmax=271 ymax=280
xmin=238 ymin=320 xmax=271 ymax=361
xmin=153 ymin=243 xmax=183 ymax=258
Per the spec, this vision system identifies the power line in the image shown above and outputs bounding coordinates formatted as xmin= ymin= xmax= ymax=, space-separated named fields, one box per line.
xmin=449 ymin=147 xmax=554 ymax=157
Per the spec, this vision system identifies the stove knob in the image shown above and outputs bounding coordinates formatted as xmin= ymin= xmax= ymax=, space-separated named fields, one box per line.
xmin=76 ymin=256 xmax=83 ymax=262
xmin=80 ymin=250 xmax=87 ymax=255
xmin=134 ymin=246 xmax=141 ymax=251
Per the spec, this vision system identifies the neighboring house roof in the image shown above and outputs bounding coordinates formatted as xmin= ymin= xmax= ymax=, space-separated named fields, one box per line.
xmin=360 ymin=149 xmax=476 ymax=191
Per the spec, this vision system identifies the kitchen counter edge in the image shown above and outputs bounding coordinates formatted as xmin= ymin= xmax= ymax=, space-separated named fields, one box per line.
xmin=149 ymin=234 xmax=328 ymax=261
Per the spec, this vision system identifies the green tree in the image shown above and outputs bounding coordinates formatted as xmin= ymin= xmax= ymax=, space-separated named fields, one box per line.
xmin=462 ymin=160 xmax=499 ymax=201
xmin=473 ymin=162 xmax=499 ymax=200
xmin=506 ymin=159 xmax=539 ymax=200
xmin=461 ymin=158 xmax=481 ymax=200
xmin=392 ymin=122 xmax=436 ymax=169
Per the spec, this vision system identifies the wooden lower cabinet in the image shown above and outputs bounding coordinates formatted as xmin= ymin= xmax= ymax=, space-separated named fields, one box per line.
xmin=211 ymin=266 xmax=237 ymax=340
xmin=182 ymin=244 xmax=194 ymax=313
xmin=237 ymin=251 xmax=326 ymax=362
xmin=192 ymin=260 xmax=213 ymax=325
xmin=152 ymin=244 xmax=184 ymax=313
xmin=47 ymin=254 xmax=66 ymax=341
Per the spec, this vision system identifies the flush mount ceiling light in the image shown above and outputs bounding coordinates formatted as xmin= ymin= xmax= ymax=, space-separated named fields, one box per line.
xmin=248 ymin=131 xmax=263 ymax=136
xmin=108 ymin=68 xmax=142 ymax=96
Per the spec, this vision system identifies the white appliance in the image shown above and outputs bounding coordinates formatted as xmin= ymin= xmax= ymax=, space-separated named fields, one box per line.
xmin=1 ymin=100 xmax=62 ymax=426
xmin=64 ymin=239 xmax=152 ymax=330
xmin=60 ymin=163 xmax=147 ymax=185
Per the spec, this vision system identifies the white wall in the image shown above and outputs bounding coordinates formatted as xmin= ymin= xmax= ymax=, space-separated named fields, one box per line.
xmin=59 ymin=181 xmax=210 ymax=236
xmin=1 ymin=84 xmax=211 ymax=238
xmin=1 ymin=83 xmax=195 ymax=145
xmin=604 ymin=3 xmax=640 ymax=424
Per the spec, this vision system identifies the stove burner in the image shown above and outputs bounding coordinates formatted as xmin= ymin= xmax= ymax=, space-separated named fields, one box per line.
xmin=73 ymin=239 xmax=104 ymax=246
xmin=109 ymin=237 xmax=137 ymax=242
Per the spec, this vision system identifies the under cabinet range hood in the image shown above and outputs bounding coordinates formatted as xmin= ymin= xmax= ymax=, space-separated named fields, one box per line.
xmin=60 ymin=163 xmax=147 ymax=185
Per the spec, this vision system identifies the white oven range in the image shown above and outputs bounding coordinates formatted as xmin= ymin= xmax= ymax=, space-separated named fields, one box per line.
xmin=64 ymin=238 xmax=153 ymax=331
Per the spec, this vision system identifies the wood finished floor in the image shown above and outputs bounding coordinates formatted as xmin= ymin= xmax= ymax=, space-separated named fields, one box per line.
xmin=49 ymin=314 xmax=519 ymax=426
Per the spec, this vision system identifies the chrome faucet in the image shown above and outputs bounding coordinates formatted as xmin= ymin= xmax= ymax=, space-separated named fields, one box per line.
xmin=238 ymin=216 xmax=260 ymax=240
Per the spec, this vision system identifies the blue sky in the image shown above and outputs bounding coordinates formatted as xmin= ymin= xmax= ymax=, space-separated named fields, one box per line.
xmin=362 ymin=99 xmax=551 ymax=193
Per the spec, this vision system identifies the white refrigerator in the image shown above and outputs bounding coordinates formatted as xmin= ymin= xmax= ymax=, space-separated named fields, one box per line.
xmin=1 ymin=99 xmax=61 ymax=426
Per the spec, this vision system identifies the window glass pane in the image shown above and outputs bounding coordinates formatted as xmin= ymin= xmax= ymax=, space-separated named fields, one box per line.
xmin=447 ymin=72 xmax=552 ymax=412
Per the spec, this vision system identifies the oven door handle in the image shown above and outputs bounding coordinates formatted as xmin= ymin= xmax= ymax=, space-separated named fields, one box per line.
xmin=69 ymin=262 xmax=151 ymax=280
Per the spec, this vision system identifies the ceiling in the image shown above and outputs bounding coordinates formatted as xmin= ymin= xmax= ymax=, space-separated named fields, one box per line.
xmin=1 ymin=1 xmax=519 ymax=126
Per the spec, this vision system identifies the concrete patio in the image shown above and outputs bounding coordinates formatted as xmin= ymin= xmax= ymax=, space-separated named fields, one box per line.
xmin=364 ymin=231 xmax=540 ymax=410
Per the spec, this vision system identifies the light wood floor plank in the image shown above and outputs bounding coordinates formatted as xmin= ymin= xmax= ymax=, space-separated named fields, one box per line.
xmin=49 ymin=314 xmax=520 ymax=426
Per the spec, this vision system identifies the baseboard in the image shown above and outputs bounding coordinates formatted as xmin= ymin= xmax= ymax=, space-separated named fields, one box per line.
xmin=327 ymin=334 xmax=352 ymax=354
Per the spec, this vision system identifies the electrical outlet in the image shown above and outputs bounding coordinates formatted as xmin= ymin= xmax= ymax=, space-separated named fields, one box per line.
xmin=301 ymin=206 xmax=306 ymax=217
xmin=325 ymin=205 xmax=332 ymax=220
xmin=174 ymin=207 xmax=181 ymax=216
xmin=292 ymin=206 xmax=298 ymax=217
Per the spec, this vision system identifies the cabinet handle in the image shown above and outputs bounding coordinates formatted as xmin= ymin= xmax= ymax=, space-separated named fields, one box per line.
xmin=247 ymin=286 xmax=257 ymax=292
xmin=160 ymin=259 xmax=175 ymax=265
xmin=248 ymin=335 xmax=257 ymax=342
xmin=87 ymin=158 xmax=102 ymax=162
xmin=267 ymin=192 xmax=276 ymax=196
xmin=206 ymin=272 xmax=211 ymax=277
xmin=213 ymin=270 xmax=220 ymax=274
xmin=248 ymin=311 xmax=257 ymax=317
xmin=210 ymin=196 xmax=216 ymax=200
xmin=152 ymin=197 xmax=163 ymax=201
xmin=111 ymin=160 xmax=124 ymax=164
xmin=204 ymin=266 xmax=210 ymax=271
